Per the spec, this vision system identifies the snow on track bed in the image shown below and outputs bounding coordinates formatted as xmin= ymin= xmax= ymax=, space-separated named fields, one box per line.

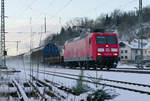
xmin=39 ymin=70 xmax=150 ymax=87
xmin=30 ymin=75 xmax=89 ymax=101
xmin=6 ymin=59 xmax=150 ymax=101
xmin=34 ymin=70 xmax=150 ymax=95
xmin=36 ymin=65 xmax=150 ymax=100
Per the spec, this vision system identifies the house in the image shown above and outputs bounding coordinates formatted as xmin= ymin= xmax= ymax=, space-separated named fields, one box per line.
xmin=119 ymin=39 xmax=150 ymax=63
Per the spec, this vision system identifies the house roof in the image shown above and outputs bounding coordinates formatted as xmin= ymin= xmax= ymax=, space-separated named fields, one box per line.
xmin=144 ymin=42 xmax=150 ymax=49
xmin=120 ymin=39 xmax=150 ymax=49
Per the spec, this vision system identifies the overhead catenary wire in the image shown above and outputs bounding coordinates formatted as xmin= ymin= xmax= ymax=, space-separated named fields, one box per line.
xmin=29 ymin=17 xmax=34 ymax=82
xmin=84 ymin=0 xmax=138 ymax=18
xmin=36 ymin=0 xmax=56 ymax=17
xmin=7 ymin=0 xmax=73 ymax=50
xmin=49 ymin=0 xmax=73 ymax=18
xmin=32 ymin=0 xmax=73 ymax=26
xmin=118 ymin=0 xmax=138 ymax=10
xmin=11 ymin=0 xmax=40 ymax=18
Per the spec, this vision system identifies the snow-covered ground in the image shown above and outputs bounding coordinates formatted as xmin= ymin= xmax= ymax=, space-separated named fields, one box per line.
xmin=5 ymin=58 xmax=150 ymax=101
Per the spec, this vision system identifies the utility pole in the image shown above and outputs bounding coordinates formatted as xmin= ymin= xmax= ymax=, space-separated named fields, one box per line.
xmin=30 ymin=17 xmax=33 ymax=50
xmin=16 ymin=41 xmax=20 ymax=55
xmin=30 ymin=17 xmax=33 ymax=81
xmin=39 ymin=17 xmax=47 ymax=46
xmin=44 ymin=16 xmax=47 ymax=79
xmin=137 ymin=0 xmax=143 ymax=68
xmin=1 ymin=0 xmax=7 ymax=68
xmin=139 ymin=0 xmax=143 ymax=68
xmin=44 ymin=17 xmax=46 ymax=34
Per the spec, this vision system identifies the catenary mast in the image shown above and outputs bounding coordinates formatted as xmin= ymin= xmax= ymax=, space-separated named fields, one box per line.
xmin=0 ymin=0 xmax=6 ymax=68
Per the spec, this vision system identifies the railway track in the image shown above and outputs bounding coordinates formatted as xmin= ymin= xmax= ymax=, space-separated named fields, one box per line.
xmin=29 ymin=75 xmax=67 ymax=100
xmin=97 ymin=69 xmax=150 ymax=74
xmin=35 ymin=70 xmax=150 ymax=95
xmin=0 ymin=69 xmax=62 ymax=101
xmin=113 ymin=67 xmax=150 ymax=70
xmin=51 ymin=66 xmax=150 ymax=74
xmin=40 ymin=70 xmax=150 ymax=88
xmin=30 ymin=75 xmax=79 ymax=96
xmin=12 ymin=79 xmax=29 ymax=101
xmin=29 ymin=75 xmax=87 ymax=100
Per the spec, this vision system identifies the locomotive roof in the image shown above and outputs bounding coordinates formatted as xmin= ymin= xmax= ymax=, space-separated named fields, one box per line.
xmin=65 ymin=33 xmax=117 ymax=44
xmin=66 ymin=33 xmax=89 ymax=44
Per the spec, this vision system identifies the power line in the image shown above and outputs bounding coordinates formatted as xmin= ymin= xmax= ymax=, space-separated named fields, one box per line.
xmin=119 ymin=0 xmax=138 ymax=10
xmin=25 ymin=0 xmax=39 ymax=10
xmin=83 ymin=0 xmax=137 ymax=19
xmin=34 ymin=0 xmax=73 ymax=23
xmin=10 ymin=0 xmax=40 ymax=18
xmin=48 ymin=0 xmax=73 ymax=22
xmin=37 ymin=0 xmax=56 ymax=16
xmin=28 ymin=0 xmax=73 ymax=36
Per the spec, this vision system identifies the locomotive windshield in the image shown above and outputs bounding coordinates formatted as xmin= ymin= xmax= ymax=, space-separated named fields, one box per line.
xmin=96 ymin=36 xmax=117 ymax=44
xmin=96 ymin=36 xmax=106 ymax=44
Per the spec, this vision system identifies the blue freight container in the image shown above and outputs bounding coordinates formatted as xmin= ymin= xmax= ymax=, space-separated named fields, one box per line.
xmin=44 ymin=43 xmax=59 ymax=58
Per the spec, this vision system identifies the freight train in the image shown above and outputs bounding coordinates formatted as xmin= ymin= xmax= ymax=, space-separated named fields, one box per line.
xmin=29 ymin=32 xmax=120 ymax=69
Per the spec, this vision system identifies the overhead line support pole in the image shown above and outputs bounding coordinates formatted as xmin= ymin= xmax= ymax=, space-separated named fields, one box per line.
xmin=45 ymin=17 xmax=46 ymax=34
xmin=139 ymin=0 xmax=143 ymax=68
xmin=1 ymin=0 xmax=6 ymax=67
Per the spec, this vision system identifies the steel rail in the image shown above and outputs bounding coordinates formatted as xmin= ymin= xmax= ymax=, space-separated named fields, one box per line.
xmin=30 ymin=75 xmax=65 ymax=100
xmin=52 ymin=66 xmax=150 ymax=74
xmin=36 ymin=71 xmax=150 ymax=95
xmin=39 ymin=70 xmax=150 ymax=88
xmin=28 ymin=81 xmax=48 ymax=100
xmin=12 ymin=79 xmax=29 ymax=101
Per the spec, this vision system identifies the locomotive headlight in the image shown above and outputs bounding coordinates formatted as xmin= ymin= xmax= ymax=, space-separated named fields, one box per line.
xmin=97 ymin=53 xmax=102 ymax=56
xmin=111 ymin=48 xmax=118 ymax=52
xmin=98 ymin=48 xmax=104 ymax=52
xmin=113 ymin=53 xmax=118 ymax=56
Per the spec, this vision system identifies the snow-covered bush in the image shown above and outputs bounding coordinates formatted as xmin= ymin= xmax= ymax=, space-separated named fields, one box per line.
xmin=87 ymin=88 xmax=118 ymax=101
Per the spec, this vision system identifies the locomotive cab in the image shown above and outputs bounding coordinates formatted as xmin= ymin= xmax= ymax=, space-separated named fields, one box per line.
xmin=93 ymin=33 xmax=120 ymax=68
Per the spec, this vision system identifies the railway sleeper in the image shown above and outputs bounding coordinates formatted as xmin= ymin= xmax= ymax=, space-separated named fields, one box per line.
xmin=45 ymin=79 xmax=80 ymax=96
xmin=30 ymin=76 xmax=65 ymax=100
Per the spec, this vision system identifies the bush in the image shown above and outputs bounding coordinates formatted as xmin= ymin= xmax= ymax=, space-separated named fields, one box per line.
xmin=87 ymin=88 xmax=118 ymax=101
xmin=72 ymin=83 xmax=91 ymax=95
xmin=72 ymin=70 xmax=91 ymax=95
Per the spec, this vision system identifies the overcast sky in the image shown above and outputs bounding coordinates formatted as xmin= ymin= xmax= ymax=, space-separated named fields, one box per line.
xmin=5 ymin=0 xmax=150 ymax=32
xmin=2 ymin=0 xmax=150 ymax=55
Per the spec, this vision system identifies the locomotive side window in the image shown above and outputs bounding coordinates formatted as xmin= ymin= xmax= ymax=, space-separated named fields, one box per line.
xmin=89 ymin=38 xmax=91 ymax=44
xmin=96 ymin=36 xmax=106 ymax=44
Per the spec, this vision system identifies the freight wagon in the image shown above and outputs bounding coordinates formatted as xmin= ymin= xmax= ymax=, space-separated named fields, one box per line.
xmin=30 ymin=43 xmax=63 ymax=65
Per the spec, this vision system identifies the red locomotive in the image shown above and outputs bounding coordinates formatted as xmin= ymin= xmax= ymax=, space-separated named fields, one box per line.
xmin=64 ymin=32 xmax=120 ymax=69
